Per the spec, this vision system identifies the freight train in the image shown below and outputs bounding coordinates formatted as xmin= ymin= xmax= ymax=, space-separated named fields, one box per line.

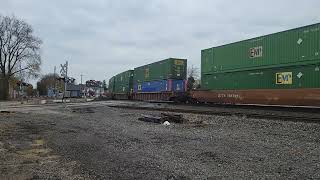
xmin=108 ymin=58 xmax=187 ymax=101
xmin=109 ymin=23 xmax=320 ymax=107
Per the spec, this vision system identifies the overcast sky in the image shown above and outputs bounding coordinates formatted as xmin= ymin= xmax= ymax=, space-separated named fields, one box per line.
xmin=0 ymin=0 xmax=319 ymax=84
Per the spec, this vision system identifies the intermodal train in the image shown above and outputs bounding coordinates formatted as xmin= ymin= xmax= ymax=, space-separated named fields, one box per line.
xmin=108 ymin=58 xmax=187 ymax=101
xmin=108 ymin=23 xmax=320 ymax=107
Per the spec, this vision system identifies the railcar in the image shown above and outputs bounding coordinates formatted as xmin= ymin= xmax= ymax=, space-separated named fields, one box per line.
xmin=109 ymin=58 xmax=187 ymax=101
xmin=108 ymin=70 xmax=133 ymax=100
xmin=194 ymin=23 xmax=320 ymax=106
xmin=108 ymin=23 xmax=320 ymax=107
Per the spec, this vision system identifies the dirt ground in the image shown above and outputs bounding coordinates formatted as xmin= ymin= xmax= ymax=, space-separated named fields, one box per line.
xmin=0 ymin=102 xmax=320 ymax=179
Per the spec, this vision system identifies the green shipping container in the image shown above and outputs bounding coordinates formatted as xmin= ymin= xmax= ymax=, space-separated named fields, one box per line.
xmin=134 ymin=58 xmax=187 ymax=83
xmin=202 ymin=64 xmax=320 ymax=90
xmin=108 ymin=76 xmax=115 ymax=93
xmin=110 ymin=70 xmax=134 ymax=93
xmin=202 ymin=23 xmax=320 ymax=75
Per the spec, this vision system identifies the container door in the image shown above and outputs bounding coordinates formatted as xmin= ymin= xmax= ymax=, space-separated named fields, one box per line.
xmin=172 ymin=59 xmax=186 ymax=79
xmin=298 ymin=25 xmax=320 ymax=62
xmin=167 ymin=79 xmax=172 ymax=91
xmin=201 ymin=48 xmax=214 ymax=74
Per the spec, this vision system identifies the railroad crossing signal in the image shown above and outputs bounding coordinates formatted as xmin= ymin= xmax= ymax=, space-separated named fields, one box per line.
xmin=60 ymin=61 xmax=68 ymax=77
xmin=60 ymin=61 xmax=68 ymax=103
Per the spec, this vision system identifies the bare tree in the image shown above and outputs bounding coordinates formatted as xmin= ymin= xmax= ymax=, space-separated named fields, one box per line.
xmin=187 ymin=65 xmax=200 ymax=91
xmin=187 ymin=65 xmax=200 ymax=80
xmin=0 ymin=15 xmax=42 ymax=100
xmin=37 ymin=74 xmax=64 ymax=96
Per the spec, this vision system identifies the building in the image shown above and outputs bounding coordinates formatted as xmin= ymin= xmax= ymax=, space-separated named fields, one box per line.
xmin=0 ymin=76 xmax=34 ymax=99
xmin=85 ymin=80 xmax=104 ymax=97
xmin=66 ymin=83 xmax=81 ymax=98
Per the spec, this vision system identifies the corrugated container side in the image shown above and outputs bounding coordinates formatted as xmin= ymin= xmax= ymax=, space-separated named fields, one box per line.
xmin=108 ymin=76 xmax=115 ymax=93
xmin=134 ymin=58 xmax=187 ymax=83
xmin=134 ymin=80 xmax=169 ymax=93
xmin=202 ymin=64 xmax=320 ymax=90
xmin=133 ymin=79 xmax=186 ymax=93
xmin=202 ymin=23 xmax=320 ymax=74
xmin=172 ymin=79 xmax=186 ymax=92
xmin=201 ymin=48 xmax=214 ymax=74
xmin=170 ymin=58 xmax=187 ymax=80
xmin=113 ymin=70 xmax=134 ymax=93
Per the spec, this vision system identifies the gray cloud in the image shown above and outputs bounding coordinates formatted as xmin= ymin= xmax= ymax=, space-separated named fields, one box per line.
xmin=0 ymin=0 xmax=319 ymax=84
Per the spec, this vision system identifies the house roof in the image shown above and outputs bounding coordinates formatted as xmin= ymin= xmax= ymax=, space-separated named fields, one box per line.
xmin=66 ymin=84 xmax=81 ymax=91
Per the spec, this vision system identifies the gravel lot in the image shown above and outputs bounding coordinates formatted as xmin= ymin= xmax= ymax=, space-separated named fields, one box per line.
xmin=0 ymin=102 xmax=320 ymax=179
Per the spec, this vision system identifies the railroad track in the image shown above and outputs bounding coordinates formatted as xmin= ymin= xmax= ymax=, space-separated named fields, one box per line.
xmin=107 ymin=104 xmax=320 ymax=124
xmin=234 ymin=112 xmax=320 ymax=123
xmin=2 ymin=100 xmax=319 ymax=123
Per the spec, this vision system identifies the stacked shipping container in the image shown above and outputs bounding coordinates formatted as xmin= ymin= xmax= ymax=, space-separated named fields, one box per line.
xmin=133 ymin=79 xmax=186 ymax=93
xmin=133 ymin=58 xmax=187 ymax=93
xmin=109 ymin=70 xmax=134 ymax=94
xmin=108 ymin=23 xmax=320 ymax=106
xmin=108 ymin=76 xmax=115 ymax=93
xmin=201 ymin=23 xmax=320 ymax=90
xmin=196 ymin=23 xmax=320 ymax=106
xmin=108 ymin=58 xmax=187 ymax=101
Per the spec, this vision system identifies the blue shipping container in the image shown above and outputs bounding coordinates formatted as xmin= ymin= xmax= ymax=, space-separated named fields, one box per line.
xmin=134 ymin=79 xmax=185 ymax=93
xmin=172 ymin=80 xmax=186 ymax=92
xmin=134 ymin=80 xmax=168 ymax=92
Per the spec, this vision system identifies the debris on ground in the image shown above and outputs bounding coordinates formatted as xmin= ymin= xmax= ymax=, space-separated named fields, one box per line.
xmin=163 ymin=121 xmax=170 ymax=126
xmin=71 ymin=107 xmax=95 ymax=114
xmin=0 ymin=110 xmax=15 ymax=115
xmin=138 ymin=113 xmax=187 ymax=124
xmin=161 ymin=113 xmax=187 ymax=124
xmin=138 ymin=115 xmax=163 ymax=123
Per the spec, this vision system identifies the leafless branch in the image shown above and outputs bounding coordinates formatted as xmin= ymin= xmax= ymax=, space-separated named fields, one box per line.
xmin=0 ymin=14 xmax=42 ymax=79
xmin=188 ymin=65 xmax=200 ymax=79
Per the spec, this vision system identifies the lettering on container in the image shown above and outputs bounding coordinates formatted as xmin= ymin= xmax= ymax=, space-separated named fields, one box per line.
xmin=218 ymin=94 xmax=241 ymax=99
xmin=175 ymin=60 xmax=184 ymax=65
xmin=176 ymin=84 xmax=181 ymax=91
xmin=305 ymin=28 xmax=320 ymax=33
xmin=176 ymin=66 xmax=181 ymax=76
xmin=144 ymin=68 xmax=150 ymax=78
xmin=249 ymin=46 xmax=263 ymax=58
xmin=249 ymin=72 xmax=264 ymax=75
xmin=276 ymin=72 xmax=292 ymax=85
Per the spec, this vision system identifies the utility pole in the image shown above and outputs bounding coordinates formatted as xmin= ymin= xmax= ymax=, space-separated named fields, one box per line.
xmin=80 ymin=74 xmax=87 ymax=101
xmin=60 ymin=61 xmax=68 ymax=105
xmin=65 ymin=61 xmax=68 ymax=103
xmin=54 ymin=66 xmax=56 ymax=98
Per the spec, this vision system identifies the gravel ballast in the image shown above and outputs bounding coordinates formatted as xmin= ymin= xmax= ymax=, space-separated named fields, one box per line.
xmin=0 ymin=103 xmax=320 ymax=179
